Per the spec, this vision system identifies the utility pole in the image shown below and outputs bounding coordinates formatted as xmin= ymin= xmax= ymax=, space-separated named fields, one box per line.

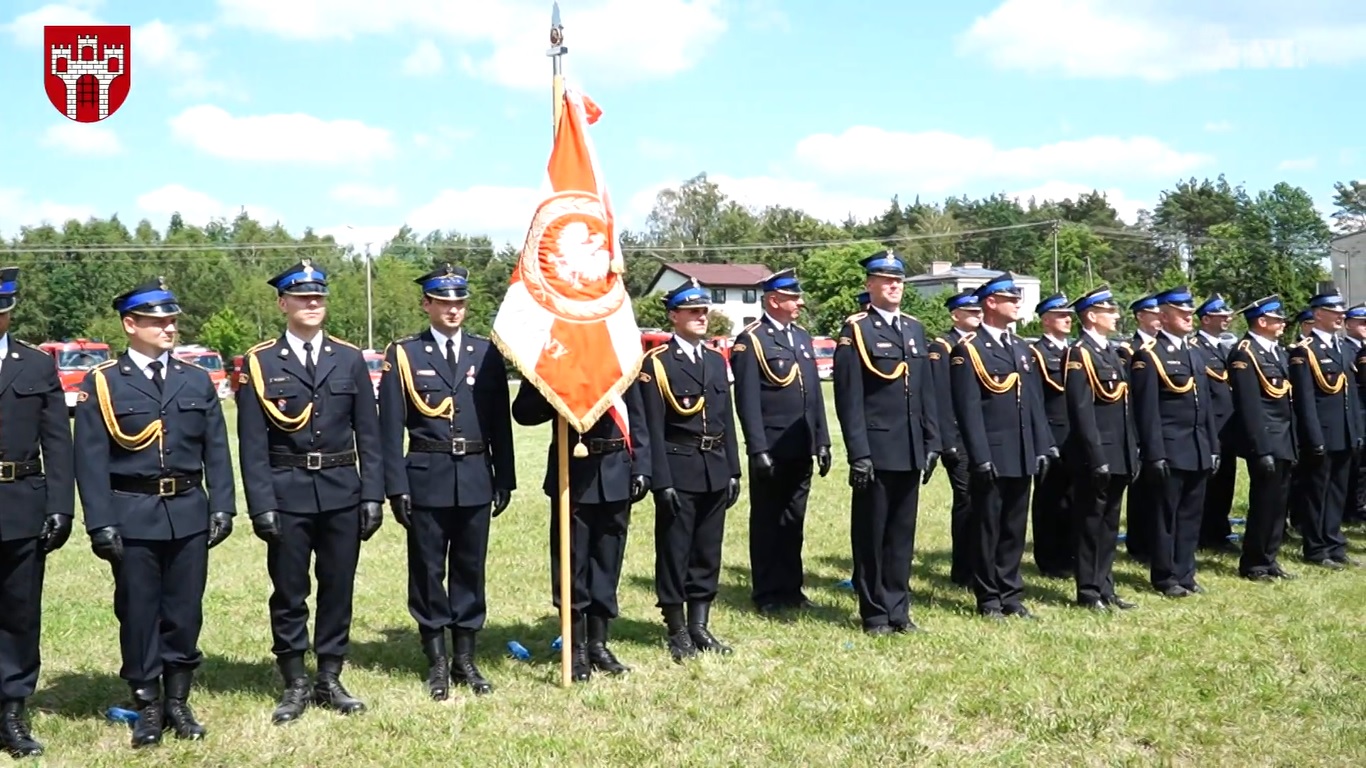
xmin=365 ymin=241 xmax=374 ymax=351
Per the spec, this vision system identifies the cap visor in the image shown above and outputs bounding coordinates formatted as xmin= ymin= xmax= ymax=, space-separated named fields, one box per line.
xmin=283 ymin=283 xmax=329 ymax=296
xmin=129 ymin=302 xmax=182 ymax=317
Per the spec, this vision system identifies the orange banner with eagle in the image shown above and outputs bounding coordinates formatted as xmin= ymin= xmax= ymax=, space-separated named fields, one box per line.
xmin=491 ymin=86 xmax=641 ymax=438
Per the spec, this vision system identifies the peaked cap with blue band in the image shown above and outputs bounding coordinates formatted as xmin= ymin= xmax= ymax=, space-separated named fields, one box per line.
xmin=856 ymin=291 xmax=870 ymax=308
xmin=762 ymin=267 xmax=802 ymax=295
xmin=1238 ymin=295 xmax=1285 ymax=321
xmin=415 ymin=263 xmax=470 ymax=300
xmin=973 ymin=272 xmax=1022 ymax=300
xmin=1071 ymin=285 xmax=1118 ymax=313
xmin=1196 ymin=293 xmax=1233 ymax=317
xmin=1154 ymin=285 xmax=1195 ymax=310
xmin=944 ymin=288 xmax=980 ymax=311
xmin=113 ymin=276 xmax=181 ymax=317
xmin=268 ymin=260 xmax=329 ymax=296
xmin=1346 ymin=303 xmax=1366 ymax=320
xmin=860 ymin=250 xmax=905 ymax=277
xmin=1129 ymin=294 xmax=1159 ymax=313
xmin=1296 ymin=308 xmax=1314 ymax=324
xmin=1308 ymin=280 xmax=1347 ymax=312
xmin=663 ymin=277 xmax=711 ymax=310
xmin=0 ymin=266 xmax=17 ymax=314
xmin=1035 ymin=292 xmax=1072 ymax=315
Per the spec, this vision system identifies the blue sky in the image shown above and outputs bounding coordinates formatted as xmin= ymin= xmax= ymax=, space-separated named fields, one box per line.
xmin=1 ymin=0 xmax=1362 ymax=252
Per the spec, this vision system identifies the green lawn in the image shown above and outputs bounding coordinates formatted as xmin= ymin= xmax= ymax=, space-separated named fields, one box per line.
xmin=29 ymin=382 xmax=1366 ymax=766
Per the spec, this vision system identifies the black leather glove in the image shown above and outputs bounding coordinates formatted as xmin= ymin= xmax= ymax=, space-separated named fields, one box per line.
xmin=492 ymin=488 xmax=511 ymax=518
xmin=252 ymin=511 xmax=282 ymax=544
xmin=726 ymin=477 xmax=740 ymax=508
xmin=816 ymin=446 xmax=831 ymax=478
xmin=655 ymin=487 xmax=681 ymax=516
xmin=207 ymin=512 xmax=233 ymax=549
xmin=89 ymin=526 xmax=123 ymax=563
xmin=389 ymin=494 xmax=412 ymax=529
xmin=970 ymin=462 xmax=997 ymax=483
xmin=921 ymin=451 xmax=940 ymax=486
xmin=1092 ymin=464 xmax=1110 ymax=484
xmin=359 ymin=501 xmax=383 ymax=541
xmin=750 ymin=452 xmax=775 ymax=481
xmin=849 ymin=457 xmax=875 ymax=491
xmin=1256 ymin=455 xmax=1276 ymax=475
xmin=630 ymin=475 xmax=651 ymax=503
xmin=40 ymin=514 xmax=72 ymax=554
xmin=1145 ymin=459 xmax=1170 ymax=482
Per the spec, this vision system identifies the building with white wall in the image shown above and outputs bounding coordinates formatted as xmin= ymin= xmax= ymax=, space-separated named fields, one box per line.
xmin=904 ymin=261 xmax=1044 ymax=323
xmin=644 ymin=263 xmax=773 ymax=330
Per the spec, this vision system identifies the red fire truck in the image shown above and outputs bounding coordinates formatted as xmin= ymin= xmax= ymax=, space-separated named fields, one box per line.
xmin=172 ymin=344 xmax=231 ymax=399
xmin=812 ymin=336 xmax=836 ymax=379
xmin=38 ymin=338 xmax=112 ymax=414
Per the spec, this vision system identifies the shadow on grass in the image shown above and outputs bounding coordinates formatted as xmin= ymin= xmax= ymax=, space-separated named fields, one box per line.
xmin=32 ymin=654 xmax=283 ymax=721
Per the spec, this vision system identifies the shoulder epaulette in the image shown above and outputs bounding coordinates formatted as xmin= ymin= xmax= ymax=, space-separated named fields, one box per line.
xmin=845 ymin=311 xmax=868 ymax=323
xmin=245 ymin=339 xmax=275 ymax=356
xmin=1118 ymin=340 xmax=1132 ymax=351
xmin=793 ymin=323 xmax=807 ymax=333
xmin=740 ymin=320 xmax=761 ymax=335
xmin=903 ymin=313 xmax=919 ymax=322
xmin=177 ymin=358 xmax=208 ymax=373
xmin=464 ymin=331 xmax=488 ymax=341
xmin=14 ymin=339 xmax=42 ymax=353
xmin=1139 ymin=338 xmax=1156 ymax=351
xmin=327 ymin=335 xmax=359 ymax=350
xmin=394 ymin=333 xmax=420 ymax=344
xmin=93 ymin=359 xmax=118 ymax=372
xmin=644 ymin=345 xmax=668 ymax=360
xmin=960 ymin=331 xmax=977 ymax=344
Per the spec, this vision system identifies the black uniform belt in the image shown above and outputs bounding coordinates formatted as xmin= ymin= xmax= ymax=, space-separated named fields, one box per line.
xmin=667 ymin=433 xmax=725 ymax=452
xmin=409 ymin=438 xmax=486 ymax=456
xmin=0 ymin=460 xmax=43 ymax=483
xmin=110 ymin=472 xmax=203 ymax=497
xmin=269 ymin=450 xmax=357 ymax=470
xmin=584 ymin=437 xmax=625 ymax=455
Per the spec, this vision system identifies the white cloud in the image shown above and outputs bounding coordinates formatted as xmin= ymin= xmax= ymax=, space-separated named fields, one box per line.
xmin=215 ymin=0 xmax=727 ymax=89
xmin=39 ymin=121 xmax=123 ymax=155
xmin=402 ymin=39 xmax=444 ymax=75
xmin=168 ymin=105 xmax=396 ymax=166
xmin=1204 ymin=120 xmax=1233 ymax=133
xmin=1007 ymin=181 xmax=1149 ymax=224
xmin=132 ymin=20 xmax=232 ymax=97
xmin=1277 ymin=157 xmax=1318 ymax=171
xmin=330 ymin=183 xmax=399 ymax=207
xmin=957 ymin=0 xmax=1366 ymax=80
xmin=405 ymin=185 xmax=545 ymax=245
xmin=0 ymin=187 xmax=96 ymax=238
xmin=793 ymin=126 xmax=1209 ymax=192
xmin=134 ymin=183 xmax=279 ymax=227
xmin=626 ymin=175 xmax=890 ymax=228
xmin=3 ymin=2 xmax=101 ymax=47
xmin=636 ymin=138 xmax=685 ymax=160
xmin=412 ymin=127 xmax=476 ymax=159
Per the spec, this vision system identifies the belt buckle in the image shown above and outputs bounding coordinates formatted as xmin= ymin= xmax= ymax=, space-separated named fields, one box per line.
xmin=450 ymin=439 xmax=467 ymax=456
xmin=157 ymin=477 xmax=176 ymax=497
xmin=699 ymin=435 xmax=719 ymax=451
xmin=0 ymin=462 xmax=14 ymax=482
xmin=305 ymin=452 xmax=324 ymax=471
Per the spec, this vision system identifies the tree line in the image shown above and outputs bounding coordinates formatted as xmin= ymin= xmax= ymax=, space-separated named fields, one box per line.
xmin=2 ymin=175 xmax=1362 ymax=358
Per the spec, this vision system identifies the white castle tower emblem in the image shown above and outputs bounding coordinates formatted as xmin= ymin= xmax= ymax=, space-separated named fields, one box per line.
xmin=44 ymin=26 xmax=131 ymax=122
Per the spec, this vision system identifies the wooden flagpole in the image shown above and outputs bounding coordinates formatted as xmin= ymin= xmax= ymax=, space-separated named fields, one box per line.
xmin=548 ymin=1 xmax=572 ymax=688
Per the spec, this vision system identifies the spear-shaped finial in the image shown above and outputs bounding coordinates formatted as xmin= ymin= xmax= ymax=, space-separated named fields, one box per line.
xmin=548 ymin=2 xmax=567 ymax=134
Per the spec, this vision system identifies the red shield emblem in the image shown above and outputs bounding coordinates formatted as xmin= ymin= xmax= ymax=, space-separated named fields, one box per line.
xmin=43 ymin=25 xmax=131 ymax=123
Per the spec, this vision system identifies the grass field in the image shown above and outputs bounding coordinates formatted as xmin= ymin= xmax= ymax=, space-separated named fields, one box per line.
xmin=26 ymin=382 xmax=1366 ymax=766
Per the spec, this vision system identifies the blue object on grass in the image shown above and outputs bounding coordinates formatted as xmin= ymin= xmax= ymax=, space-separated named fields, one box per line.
xmin=506 ymin=640 xmax=531 ymax=661
xmin=1229 ymin=517 xmax=1246 ymax=526
xmin=550 ymin=636 xmax=562 ymax=652
xmin=105 ymin=706 xmax=139 ymax=724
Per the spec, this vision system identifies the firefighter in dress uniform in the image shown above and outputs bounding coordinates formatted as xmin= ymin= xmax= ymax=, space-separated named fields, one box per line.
xmin=730 ymin=268 xmax=832 ymax=614
xmin=1191 ymin=294 xmax=1239 ymax=553
xmin=948 ymin=272 xmax=1055 ymax=620
xmin=1061 ymin=286 xmax=1138 ymax=611
xmin=1286 ymin=307 xmax=1318 ymax=534
xmin=0 ymin=268 xmax=73 ymax=759
xmin=1129 ymin=286 xmax=1220 ymax=597
xmin=1342 ymin=304 xmax=1366 ymax=526
xmin=235 ymin=261 xmax=384 ymax=724
xmin=833 ymin=251 xmax=941 ymax=635
xmin=639 ymin=279 xmax=741 ymax=661
xmin=1028 ymin=293 xmax=1075 ymax=578
xmin=75 ymin=278 xmax=235 ymax=748
xmin=1287 ymin=281 xmax=1363 ymax=569
xmin=1228 ymin=296 xmax=1299 ymax=581
xmin=928 ymin=288 xmax=980 ymax=588
xmin=1119 ymin=294 xmax=1162 ymax=563
xmin=378 ymin=265 xmax=516 ymax=699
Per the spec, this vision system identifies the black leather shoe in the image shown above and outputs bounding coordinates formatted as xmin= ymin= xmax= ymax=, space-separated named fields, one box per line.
xmin=686 ymin=601 xmax=733 ymax=654
xmin=755 ymin=602 xmax=785 ymax=616
xmin=1308 ymin=558 xmax=1345 ymax=570
xmin=570 ymin=613 xmax=592 ymax=682
xmin=864 ymin=624 xmax=894 ymax=636
xmin=0 ymin=700 xmax=43 ymax=758
xmin=129 ymin=683 xmax=164 ymax=748
xmin=421 ymin=635 xmax=450 ymax=701
xmin=1004 ymin=605 xmax=1037 ymax=620
xmin=662 ymin=605 xmax=698 ymax=663
xmin=1271 ymin=567 xmax=1298 ymax=580
xmin=1187 ymin=583 xmax=1206 ymax=594
xmin=163 ymin=667 xmax=205 ymax=740
xmin=977 ymin=608 xmax=1006 ymax=621
xmin=451 ymin=630 xmax=493 ymax=695
xmin=1077 ymin=598 xmax=1109 ymax=612
xmin=891 ymin=620 xmax=924 ymax=633
xmin=1242 ymin=571 xmax=1275 ymax=582
xmin=313 ymin=657 xmax=365 ymax=715
xmin=586 ymin=615 xmax=630 ymax=675
xmin=272 ymin=655 xmax=311 ymax=724
xmin=1107 ymin=596 xmax=1137 ymax=610
xmin=1160 ymin=585 xmax=1190 ymax=598
xmin=1333 ymin=556 xmax=1363 ymax=568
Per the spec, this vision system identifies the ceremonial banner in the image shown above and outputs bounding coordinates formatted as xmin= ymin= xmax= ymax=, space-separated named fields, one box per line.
xmin=492 ymin=86 xmax=640 ymax=438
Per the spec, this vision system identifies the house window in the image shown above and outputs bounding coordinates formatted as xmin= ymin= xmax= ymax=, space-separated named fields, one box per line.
xmin=742 ymin=289 xmax=757 ymax=304
xmin=711 ymin=288 xmax=727 ymax=303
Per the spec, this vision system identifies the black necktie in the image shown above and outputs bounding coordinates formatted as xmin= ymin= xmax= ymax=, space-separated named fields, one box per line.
xmin=891 ymin=315 xmax=900 ymax=333
xmin=147 ymin=360 xmax=164 ymax=394
xmin=302 ymin=341 xmax=316 ymax=379
xmin=446 ymin=339 xmax=459 ymax=382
